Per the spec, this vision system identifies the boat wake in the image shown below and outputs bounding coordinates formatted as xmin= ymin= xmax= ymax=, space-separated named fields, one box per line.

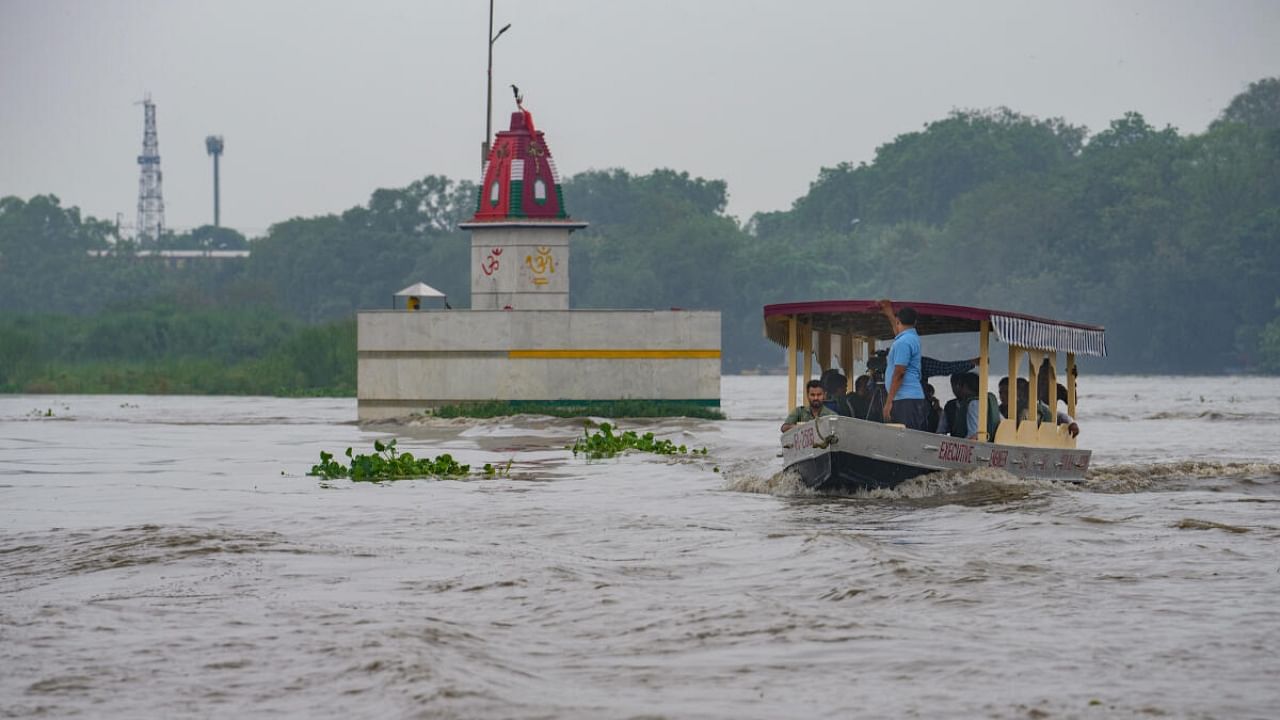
xmin=721 ymin=464 xmax=1061 ymax=505
xmin=720 ymin=464 xmax=817 ymax=497
xmin=725 ymin=451 xmax=1280 ymax=503
xmin=867 ymin=468 xmax=1055 ymax=504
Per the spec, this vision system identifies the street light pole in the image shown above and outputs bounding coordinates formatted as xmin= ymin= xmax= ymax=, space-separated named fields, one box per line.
xmin=483 ymin=0 xmax=511 ymax=170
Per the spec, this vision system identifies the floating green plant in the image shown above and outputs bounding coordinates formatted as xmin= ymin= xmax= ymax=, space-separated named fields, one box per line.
xmin=569 ymin=422 xmax=709 ymax=460
xmin=308 ymin=439 xmax=470 ymax=482
xmin=483 ymin=459 xmax=513 ymax=477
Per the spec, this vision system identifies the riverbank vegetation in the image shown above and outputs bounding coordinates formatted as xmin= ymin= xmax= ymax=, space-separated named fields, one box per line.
xmin=2 ymin=76 xmax=1278 ymax=392
xmin=0 ymin=309 xmax=354 ymax=395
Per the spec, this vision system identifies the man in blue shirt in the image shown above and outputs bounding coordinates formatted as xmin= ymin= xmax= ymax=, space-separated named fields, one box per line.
xmin=878 ymin=299 xmax=928 ymax=430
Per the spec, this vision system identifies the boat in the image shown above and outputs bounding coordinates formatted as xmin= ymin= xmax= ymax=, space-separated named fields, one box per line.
xmin=764 ymin=300 xmax=1106 ymax=493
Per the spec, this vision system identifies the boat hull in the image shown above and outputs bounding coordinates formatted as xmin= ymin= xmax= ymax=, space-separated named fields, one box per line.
xmin=781 ymin=415 xmax=1090 ymax=494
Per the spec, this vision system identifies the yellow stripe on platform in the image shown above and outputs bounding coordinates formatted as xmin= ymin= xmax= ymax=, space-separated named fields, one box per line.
xmin=508 ymin=349 xmax=720 ymax=359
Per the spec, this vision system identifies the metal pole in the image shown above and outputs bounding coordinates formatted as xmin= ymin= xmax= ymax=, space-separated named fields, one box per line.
xmin=483 ymin=0 xmax=494 ymax=169
xmin=212 ymin=153 xmax=221 ymax=228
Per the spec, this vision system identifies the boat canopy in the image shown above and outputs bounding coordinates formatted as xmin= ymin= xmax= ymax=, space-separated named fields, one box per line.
xmin=764 ymin=300 xmax=1106 ymax=357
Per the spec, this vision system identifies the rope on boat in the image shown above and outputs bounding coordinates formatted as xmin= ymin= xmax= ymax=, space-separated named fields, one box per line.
xmin=814 ymin=417 xmax=836 ymax=449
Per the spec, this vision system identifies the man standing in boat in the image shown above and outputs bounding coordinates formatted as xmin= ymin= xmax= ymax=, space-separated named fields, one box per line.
xmin=878 ymin=299 xmax=928 ymax=430
xmin=781 ymin=379 xmax=836 ymax=432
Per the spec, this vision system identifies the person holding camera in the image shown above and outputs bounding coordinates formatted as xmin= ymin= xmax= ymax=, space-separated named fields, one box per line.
xmin=878 ymin=299 xmax=928 ymax=430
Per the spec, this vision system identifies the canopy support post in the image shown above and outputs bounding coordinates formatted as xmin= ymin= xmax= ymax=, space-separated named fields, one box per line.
xmin=802 ymin=322 xmax=813 ymax=391
xmin=1066 ymin=353 xmax=1077 ymax=419
xmin=840 ymin=334 xmax=854 ymax=394
xmin=1027 ymin=351 xmax=1040 ymax=424
xmin=1008 ymin=345 xmax=1020 ymax=429
xmin=787 ymin=316 xmax=797 ymax=412
xmin=1046 ymin=354 xmax=1058 ymax=415
xmin=977 ymin=320 xmax=990 ymax=442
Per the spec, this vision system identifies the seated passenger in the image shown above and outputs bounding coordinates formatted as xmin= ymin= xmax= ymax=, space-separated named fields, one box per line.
xmin=998 ymin=377 xmax=1052 ymax=423
xmin=924 ymin=382 xmax=942 ymax=432
xmin=918 ymin=355 xmax=980 ymax=412
xmin=938 ymin=372 xmax=1000 ymax=440
xmin=781 ymin=379 xmax=837 ymax=432
xmin=848 ymin=375 xmax=872 ymax=419
xmin=1037 ymin=363 xmax=1081 ymax=437
xmin=940 ymin=374 xmax=964 ymax=435
xmin=997 ymin=377 xmax=1014 ymax=419
xmin=820 ymin=368 xmax=851 ymax=416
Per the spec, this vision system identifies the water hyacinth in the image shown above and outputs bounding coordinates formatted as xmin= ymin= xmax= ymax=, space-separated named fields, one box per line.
xmin=308 ymin=439 xmax=470 ymax=481
xmin=570 ymin=422 xmax=708 ymax=460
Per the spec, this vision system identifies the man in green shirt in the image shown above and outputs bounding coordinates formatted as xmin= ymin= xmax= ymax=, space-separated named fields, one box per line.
xmin=781 ymin=379 xmax=837 ymax=432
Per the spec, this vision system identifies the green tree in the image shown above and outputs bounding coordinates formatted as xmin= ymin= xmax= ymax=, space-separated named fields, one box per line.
xmin=1214 ymin=76 xmax=1280 ymax=131
xmin=161 ymin=225 xmax=249 ymax=250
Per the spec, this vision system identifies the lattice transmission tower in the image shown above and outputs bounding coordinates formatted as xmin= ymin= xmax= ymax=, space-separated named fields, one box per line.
xmin=135 ymin=94 xmax=165 ymax=241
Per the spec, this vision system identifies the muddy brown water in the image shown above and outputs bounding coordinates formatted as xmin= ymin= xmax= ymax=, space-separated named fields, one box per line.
xmin=3 ymin=376 xmax=1279 ymax=718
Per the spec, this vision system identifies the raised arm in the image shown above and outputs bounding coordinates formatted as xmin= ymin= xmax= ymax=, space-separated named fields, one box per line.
xmin=879 ymin=298 xmax=904 ymax=336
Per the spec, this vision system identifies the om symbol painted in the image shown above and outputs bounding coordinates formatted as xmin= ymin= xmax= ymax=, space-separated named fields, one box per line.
xmin=525 ymin=246 xmax=556 ymax=286
xmin=482 ymin=247 xmax=503 ymax=277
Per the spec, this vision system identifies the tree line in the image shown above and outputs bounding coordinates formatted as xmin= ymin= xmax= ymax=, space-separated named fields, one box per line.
xmin=1 ymin=77 xmax=1277 ymax=393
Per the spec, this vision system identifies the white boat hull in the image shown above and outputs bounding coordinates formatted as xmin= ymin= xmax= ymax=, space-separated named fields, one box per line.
xmin=781 ymin=415 xmax=1091 ymax=492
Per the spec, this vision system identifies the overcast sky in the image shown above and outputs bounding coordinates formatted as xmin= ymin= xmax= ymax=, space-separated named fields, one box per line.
xmin=2 ymin=0 xmax=1278 ymax=236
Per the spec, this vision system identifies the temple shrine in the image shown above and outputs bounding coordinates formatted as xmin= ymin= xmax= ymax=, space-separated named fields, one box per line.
xmin=355 ymin=95 xmax=721 ymax=420
xmin=461 ymin=96 xmax=584 ymax=311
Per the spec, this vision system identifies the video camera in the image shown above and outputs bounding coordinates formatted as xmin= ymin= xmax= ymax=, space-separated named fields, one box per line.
xmin=863 ymin=349 xmax=890 ymax=422
xmin=865 ymin=348 xmax=889 ymax=379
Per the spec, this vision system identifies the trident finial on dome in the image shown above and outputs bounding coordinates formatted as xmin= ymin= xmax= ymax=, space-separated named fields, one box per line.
xmin=510 ymin=84 xmax=535 ymax=135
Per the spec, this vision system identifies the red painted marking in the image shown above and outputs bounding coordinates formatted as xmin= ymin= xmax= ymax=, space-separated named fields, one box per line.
xmin=938 ymin=440 xmax=973 ymax=464
xmin=482 ymin=248 xmax=504 ymax=276
xmin=795 ymin=427 xmax=816 ymax=449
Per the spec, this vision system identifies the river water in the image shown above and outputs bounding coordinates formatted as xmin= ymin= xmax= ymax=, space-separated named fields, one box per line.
xmin=2 ymin=375 xmax=1279 ymax=719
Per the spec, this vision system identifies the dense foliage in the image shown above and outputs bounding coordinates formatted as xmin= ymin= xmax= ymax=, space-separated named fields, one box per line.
xmin=0 ymin=309 xmax=354 ymax=394
xmin=2 ymin=77 xmax=1278 ymax=390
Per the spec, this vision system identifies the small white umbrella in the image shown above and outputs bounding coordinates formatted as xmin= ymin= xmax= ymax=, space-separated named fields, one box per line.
xmin=393 ymin=282 xmax=447 ymax=309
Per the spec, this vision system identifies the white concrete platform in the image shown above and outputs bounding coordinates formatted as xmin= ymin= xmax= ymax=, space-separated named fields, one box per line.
xmin=357 ymin=309 xmax=721 ymax=420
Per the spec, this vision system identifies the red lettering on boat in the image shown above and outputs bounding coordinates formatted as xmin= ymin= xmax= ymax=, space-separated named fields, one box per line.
xmin=938 ymin=440 xmax=973 ymax=464
xmin=795 ymin=427 xmax=815 ymax=449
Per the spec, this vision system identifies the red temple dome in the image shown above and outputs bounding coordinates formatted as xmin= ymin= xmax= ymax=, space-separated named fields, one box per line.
xmin=471 ymin=101 xmax=569 ymax=222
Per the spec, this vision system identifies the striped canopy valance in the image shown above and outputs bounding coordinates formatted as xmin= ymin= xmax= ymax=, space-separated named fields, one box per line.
xmin=992 ymin=314 xmax=1107 ymax=357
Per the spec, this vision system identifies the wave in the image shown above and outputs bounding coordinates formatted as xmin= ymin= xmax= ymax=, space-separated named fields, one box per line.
xmin=0 ymin=525 xmax=309 ymax=594
xmin=1082 ymin=460 xmax=1280 ymax=493
xmin=1143 ymin=410 xmax=1279 ymax=422
xmin=1173 ymin=518 xmax=1253 ymax=533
